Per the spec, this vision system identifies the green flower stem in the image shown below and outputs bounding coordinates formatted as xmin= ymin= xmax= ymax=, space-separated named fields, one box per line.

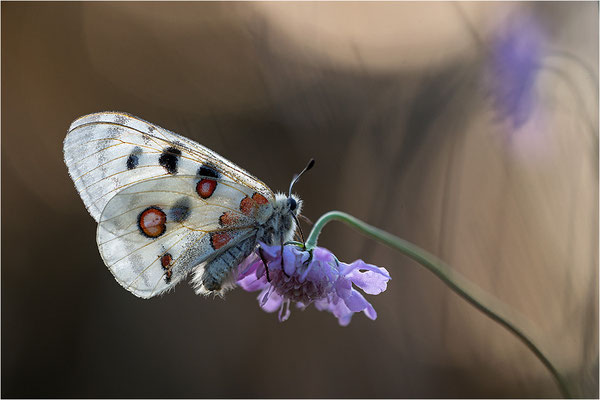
xmin=305 ymin=211 xmax=572 ymax=398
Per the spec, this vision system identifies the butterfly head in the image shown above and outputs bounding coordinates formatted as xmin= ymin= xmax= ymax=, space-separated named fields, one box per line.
xmin=273 ymin=193 xmax=302 ymax=216
xmin=287 ymin=195 xmax=300 ymax=215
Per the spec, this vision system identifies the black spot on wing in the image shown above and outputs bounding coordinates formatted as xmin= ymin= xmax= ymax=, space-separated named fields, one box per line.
xmin=169 ymin=197 xmax=191 ymax=222
xmin=197 ymin=162 xmax=220 ymax=179
xmin=126 ymin=147 xmax=142 ymax=170
xmin=159 ymin=147 xmax=182 ymax=174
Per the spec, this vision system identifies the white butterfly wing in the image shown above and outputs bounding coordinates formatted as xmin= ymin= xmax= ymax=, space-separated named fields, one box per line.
xmin=64 ymin=111 xmax=273 ymax=222
xmin=97 ymin=175 xmax=270 ymax=298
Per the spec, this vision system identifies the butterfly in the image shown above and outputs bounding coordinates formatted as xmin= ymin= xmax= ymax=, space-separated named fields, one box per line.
xmin=63 ymin=111 xmax=313 ymax=298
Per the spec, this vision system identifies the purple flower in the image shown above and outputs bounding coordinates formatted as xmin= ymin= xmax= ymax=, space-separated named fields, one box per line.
xmin=236 ymin=243 xmax=391 ymax=326
xmin=488 ymin=13 xmax=546 ymax=129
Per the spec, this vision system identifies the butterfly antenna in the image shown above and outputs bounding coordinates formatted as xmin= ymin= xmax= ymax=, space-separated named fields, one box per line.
xmin=288 ymin=159 xmax=315 ymax=198
xmin=287 ymin=159 xmax=314 ymax=248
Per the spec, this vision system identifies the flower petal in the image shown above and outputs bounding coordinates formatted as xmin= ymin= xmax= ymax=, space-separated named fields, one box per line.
xmin=341 ymin=259 xmax=390 ymax=279
xmin=313 ymin=297 xmax=331 ymax=312
xmin=320 ymin=296 xmax=354 ymax=326
xmin=258 ymin=243 xmax=281 ymax=261
xmin=298 ymin=260 xmax=314 ymax=283
xmin=259 ymin=286 xmax=271 ymax=307
xmin=283 ymin=246 xmax=298 ymax=276
xmin=238 ymin=272 xmax=268 ymax=292
xmin=347 ymin=268 xmax=390 ymax=295
xmin=341 ymin=287 xmax=371 ymax=313
xmin=363 ymin=302 xmax=377 ymax=320
xmin=338 ymin=314 xmax=353 ymax=327
xmin=313 ymin=247 xmax=335 ymax=263
xmin=237 ymin=255 xmax=261 ymax=279
xmin=259 ymin=286 xmax=283 ymax=313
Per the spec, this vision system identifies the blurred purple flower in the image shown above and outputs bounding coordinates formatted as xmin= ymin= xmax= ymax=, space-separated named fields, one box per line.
xmin=489 ymin=14 xmax=546 ymax=129
xmin=237 ymin=243 xmax=391 ymax=326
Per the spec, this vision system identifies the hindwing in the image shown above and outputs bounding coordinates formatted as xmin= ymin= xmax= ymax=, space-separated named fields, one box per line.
xmin=97 ymin=175 xmax=272 ymax=298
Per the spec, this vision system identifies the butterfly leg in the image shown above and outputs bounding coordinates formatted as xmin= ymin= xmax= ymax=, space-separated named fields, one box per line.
xmin=280 ymin=233 xmax=290 ymax=278
xmin=258 ymin=246 xmax=270 ymax=282
xmin=292 ymin=214 xmax=306 ymax=248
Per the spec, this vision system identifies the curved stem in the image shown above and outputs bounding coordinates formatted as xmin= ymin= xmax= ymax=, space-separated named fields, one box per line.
xmin=306 ymin=211 xmax=572 ymax=398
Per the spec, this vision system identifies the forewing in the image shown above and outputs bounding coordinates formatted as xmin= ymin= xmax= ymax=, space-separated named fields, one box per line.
xmin=64 ymin=111 xmax=274 ymax=222
xmin=97 ymin=175 xmax=268 ymax=298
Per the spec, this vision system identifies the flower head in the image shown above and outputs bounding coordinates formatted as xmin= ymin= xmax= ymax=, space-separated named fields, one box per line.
xmin=237 ymin=243 xmax=391 ymax=326
xmin=488 ymin=13 xmax=546 ymax=129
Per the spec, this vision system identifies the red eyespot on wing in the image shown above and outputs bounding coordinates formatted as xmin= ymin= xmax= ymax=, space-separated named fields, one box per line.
xmin=196 ymin=179 xmax=217 ymax=199
xmin=239 ymin=196 xmax=254 ymax=216
xmin=160 ymin=253 xmax=173 ymax=268
xmin=219 ymin=212 xmax=239 ymax=227
xmin=252 ymin=193 xmax=269 ymax=205
xmin=138 ymin=207 xmax=167 ymax=238
xmin=160 ymin=253 xmax=173 ymax=282
xmin=210 ymin=232 xmax=232 ymax=250
xmin=240 ymin=192 xmax=269 ymax=216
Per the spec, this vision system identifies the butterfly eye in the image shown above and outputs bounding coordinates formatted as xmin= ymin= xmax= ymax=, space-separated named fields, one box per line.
xmin=287 ymin=197 xmax=297 ymax=212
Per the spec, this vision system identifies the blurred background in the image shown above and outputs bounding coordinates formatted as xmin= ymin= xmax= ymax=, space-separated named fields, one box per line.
xmin=2 ymin=2 xmax=597 ymax=398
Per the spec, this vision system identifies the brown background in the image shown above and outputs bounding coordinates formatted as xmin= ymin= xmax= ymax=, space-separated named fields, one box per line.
xmin=2 ymin=2 xmax=598 ymax=398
